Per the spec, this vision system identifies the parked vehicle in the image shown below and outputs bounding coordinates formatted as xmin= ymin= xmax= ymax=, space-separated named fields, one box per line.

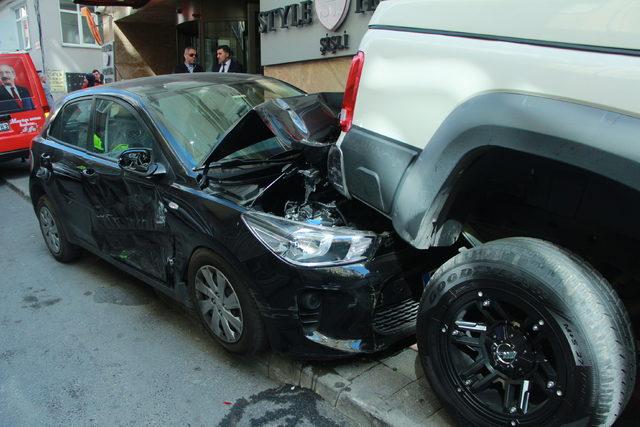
xmin=30 ymin=74 xmax=453 ymax=359
xmin=329 ymin=0 xmax=640 ymax=425
xmin=0 ymin=52 xmax=49 ymax=162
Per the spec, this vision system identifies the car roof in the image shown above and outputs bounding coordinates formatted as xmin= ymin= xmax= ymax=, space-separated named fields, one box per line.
xmin=66 ymin=73 xmax=295 ymax=106
xmin=107 ymin=72 xmax=270 ymax=92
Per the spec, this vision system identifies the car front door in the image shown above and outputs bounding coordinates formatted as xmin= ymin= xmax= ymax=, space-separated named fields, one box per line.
xmin=81 ymin=97 xmax=174 ymax=282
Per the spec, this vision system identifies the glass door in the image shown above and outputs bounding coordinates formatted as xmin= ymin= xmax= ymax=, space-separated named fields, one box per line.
xmin=203 ymin=21 xmax=247 ymax=73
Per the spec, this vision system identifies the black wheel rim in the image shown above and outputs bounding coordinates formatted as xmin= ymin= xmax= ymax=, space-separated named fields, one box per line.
xmin=437 ymin=282 xmax=569 ymax=425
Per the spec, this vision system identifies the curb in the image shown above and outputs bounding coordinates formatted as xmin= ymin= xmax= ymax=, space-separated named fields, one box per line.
xmin=254 ymin=351 xmax=453 ymax=427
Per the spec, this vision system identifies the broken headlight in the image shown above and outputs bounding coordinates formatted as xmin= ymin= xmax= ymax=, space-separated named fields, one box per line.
xmin=242 ymin=211 xmax=378 ymax=267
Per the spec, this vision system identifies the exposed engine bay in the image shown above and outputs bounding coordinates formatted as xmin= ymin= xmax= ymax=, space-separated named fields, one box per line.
xmin=205 ymin=160 xmax=395 ymax=235
xmin=199 ymin=92 xmax=397 ymax=236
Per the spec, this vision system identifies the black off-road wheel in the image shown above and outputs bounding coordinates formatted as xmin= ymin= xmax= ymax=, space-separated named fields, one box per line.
xmin=417 ymin=237 xmax=635 ymax=426
xmin=36 ymin=195 xmax=80 ymax=262
xmin=188 ymin=248 xmax=267 ymax=355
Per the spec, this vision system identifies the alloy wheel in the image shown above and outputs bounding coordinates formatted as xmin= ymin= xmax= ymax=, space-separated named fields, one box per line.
xmin=39 ymin=206 xmax=61 ymax=255
xmin=194 ymin=265 xmax=243 ymax=343
xmin=438 ymin=286 xmax=568 ymax=425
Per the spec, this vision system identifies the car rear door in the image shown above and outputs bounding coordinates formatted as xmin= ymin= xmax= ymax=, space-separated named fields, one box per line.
xmin=0 ymin=53 xmax=48 ymax=159
xmin=39 ymin=97 xmax=98 ymax=247
xmin=80 ymin=96 xmax=174 ymax=282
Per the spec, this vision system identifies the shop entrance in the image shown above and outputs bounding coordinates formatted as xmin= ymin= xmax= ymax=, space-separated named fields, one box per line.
xmin=202 ymin=21 xmax=246 ymax=73
xmin=173 ymin=0 xmax=260 ymax=74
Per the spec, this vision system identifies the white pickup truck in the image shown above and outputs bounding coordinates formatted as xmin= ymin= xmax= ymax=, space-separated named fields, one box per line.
xmin=327 ymin=0 xmax=640 ymax=425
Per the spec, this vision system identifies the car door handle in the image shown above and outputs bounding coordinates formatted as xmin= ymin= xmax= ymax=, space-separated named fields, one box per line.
xmin=40 ymin=152 xmax=51 ymax=166
xmin=81 ymin=168 xmax=98 ymax=183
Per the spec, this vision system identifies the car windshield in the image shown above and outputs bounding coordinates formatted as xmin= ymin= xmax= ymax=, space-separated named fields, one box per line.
xmin=136 ymin=78 xmax=303 ymax=167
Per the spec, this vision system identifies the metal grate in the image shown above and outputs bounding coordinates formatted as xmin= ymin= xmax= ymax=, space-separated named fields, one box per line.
xmin=373 ymin=297 xmax=420 ymax=335
xmin=299 ymin=310 xmax=320 ymax=333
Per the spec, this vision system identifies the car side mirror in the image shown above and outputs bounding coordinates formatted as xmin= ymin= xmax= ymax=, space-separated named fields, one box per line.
xmin=118 ymin=148 xmax=166 ymax=178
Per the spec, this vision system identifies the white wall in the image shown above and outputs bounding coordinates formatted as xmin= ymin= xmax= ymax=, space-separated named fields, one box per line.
xmin=38 ymin=0 xmax=102 ymax=96
xmin=0 ymin=0 xmax=103 ymax=97
xmin=0 ymin=0 xmax=26 ymax=52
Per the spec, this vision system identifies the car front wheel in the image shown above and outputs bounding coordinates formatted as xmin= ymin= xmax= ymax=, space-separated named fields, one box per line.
xmin=188 ymin=248 xmax=266 ymax=355
xmin=417 ymin=237 xmax=635 ymax=426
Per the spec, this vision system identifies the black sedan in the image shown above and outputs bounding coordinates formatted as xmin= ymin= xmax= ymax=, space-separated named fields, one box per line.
xmin=29 ymin=74 xmax=452 ymax=358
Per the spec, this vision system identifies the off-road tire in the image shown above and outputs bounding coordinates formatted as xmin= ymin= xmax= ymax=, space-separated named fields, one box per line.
xmin=417 ymin=237 xmax=635 ymax=426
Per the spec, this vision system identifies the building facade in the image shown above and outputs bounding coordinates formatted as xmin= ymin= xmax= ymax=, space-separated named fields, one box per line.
xmin=260 ymin=0 xmax=380 ymax=92
xmin=99 ymin=0 xmax=380 ymax=92
xmin=0 ymin=0 xmax=104 ymax=99
xmin=102 ymin=0 xmax=261 ymax=80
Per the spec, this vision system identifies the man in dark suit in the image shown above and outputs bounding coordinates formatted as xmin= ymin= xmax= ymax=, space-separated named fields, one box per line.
xmin=214 ymin=45 xmax=243 ymax=73
xmin=173 ymin=47 xmax=204 ymax=74
xmin=0 ymin=64 xmax=34 ymax=114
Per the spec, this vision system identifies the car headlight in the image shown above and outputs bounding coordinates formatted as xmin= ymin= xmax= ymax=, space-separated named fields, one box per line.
xmin=242 ymin=211 xmax=378 ymax=267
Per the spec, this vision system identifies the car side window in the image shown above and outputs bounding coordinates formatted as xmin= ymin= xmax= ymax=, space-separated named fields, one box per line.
xmin=48 ymin=99 xmax=93 ymax=149
xmin=92 ymin=98 xmax=156 ymax=159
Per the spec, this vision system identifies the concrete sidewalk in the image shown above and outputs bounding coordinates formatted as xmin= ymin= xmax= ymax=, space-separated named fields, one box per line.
xmin=0 ymin=159 xmax=452 ymax=426
xmin=256 ymin=348 xmax=453 ymax=426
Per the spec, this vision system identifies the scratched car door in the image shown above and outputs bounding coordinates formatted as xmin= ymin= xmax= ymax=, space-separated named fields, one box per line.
xmin=81 ymin=97 xmax=174 ymax=282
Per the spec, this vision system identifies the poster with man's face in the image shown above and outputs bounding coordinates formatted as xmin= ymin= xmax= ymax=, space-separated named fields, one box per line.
xmin=0 ymin=60 xmax=35 ymax=114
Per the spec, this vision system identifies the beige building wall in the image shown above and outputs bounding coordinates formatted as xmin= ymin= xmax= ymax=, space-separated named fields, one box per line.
xmin=113 ymin=22 xmax=176 ymax=79
xmin=264 ymin=56 xmax=352 ymax=93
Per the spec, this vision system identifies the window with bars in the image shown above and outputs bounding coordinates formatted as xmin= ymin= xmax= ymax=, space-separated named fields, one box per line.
xmin=14 ymin=4 xmax=30 ymax=50
xmin=59 ymin=0 xmax=103 ymax=46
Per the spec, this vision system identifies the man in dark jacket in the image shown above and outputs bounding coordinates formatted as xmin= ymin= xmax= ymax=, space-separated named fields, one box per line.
xmin=214 ymin=45 xmax=243 ymax=73
xmin=173 ymin=47 xmax=204 ymax=73
xmin=0 ymin=64 xmax=34 ymax=114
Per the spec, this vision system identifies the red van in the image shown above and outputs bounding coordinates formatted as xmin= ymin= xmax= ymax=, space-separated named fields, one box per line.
xmin=0 ymin=52 xmax=49 ymax=162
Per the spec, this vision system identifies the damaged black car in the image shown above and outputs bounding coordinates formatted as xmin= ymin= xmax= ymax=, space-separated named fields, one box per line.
xmin=29 ymin=74 xmax=453 ymax=358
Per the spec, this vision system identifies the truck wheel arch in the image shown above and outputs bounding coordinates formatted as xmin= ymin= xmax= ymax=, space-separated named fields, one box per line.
xmin=393 ymin=92 xmax=640 ymax=249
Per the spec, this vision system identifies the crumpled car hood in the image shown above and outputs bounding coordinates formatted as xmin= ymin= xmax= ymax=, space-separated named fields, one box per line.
xmin=198 ymin=92 xmax=342 ymax=169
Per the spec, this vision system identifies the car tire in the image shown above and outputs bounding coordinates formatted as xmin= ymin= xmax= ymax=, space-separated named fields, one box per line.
xmin=188 ymin=248 xmax=267 ymax=355
xmin=36 ymin=195 xmax=80 ymax=262
xmin=417 ymin=237 xmax=635 ymax=427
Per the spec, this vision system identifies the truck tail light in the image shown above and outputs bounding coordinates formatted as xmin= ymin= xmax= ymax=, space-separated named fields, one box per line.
xmin=340 ymin=51 xmax=364 ymax=133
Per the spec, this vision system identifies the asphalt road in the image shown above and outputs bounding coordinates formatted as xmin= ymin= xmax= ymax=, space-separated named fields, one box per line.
xmin=0 ymin=168 xmax=350 ymax=426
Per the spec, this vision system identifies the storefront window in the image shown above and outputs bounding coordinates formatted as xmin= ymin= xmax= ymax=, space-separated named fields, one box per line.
xmin=59 ymin=0 xmax=103 ymax=46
